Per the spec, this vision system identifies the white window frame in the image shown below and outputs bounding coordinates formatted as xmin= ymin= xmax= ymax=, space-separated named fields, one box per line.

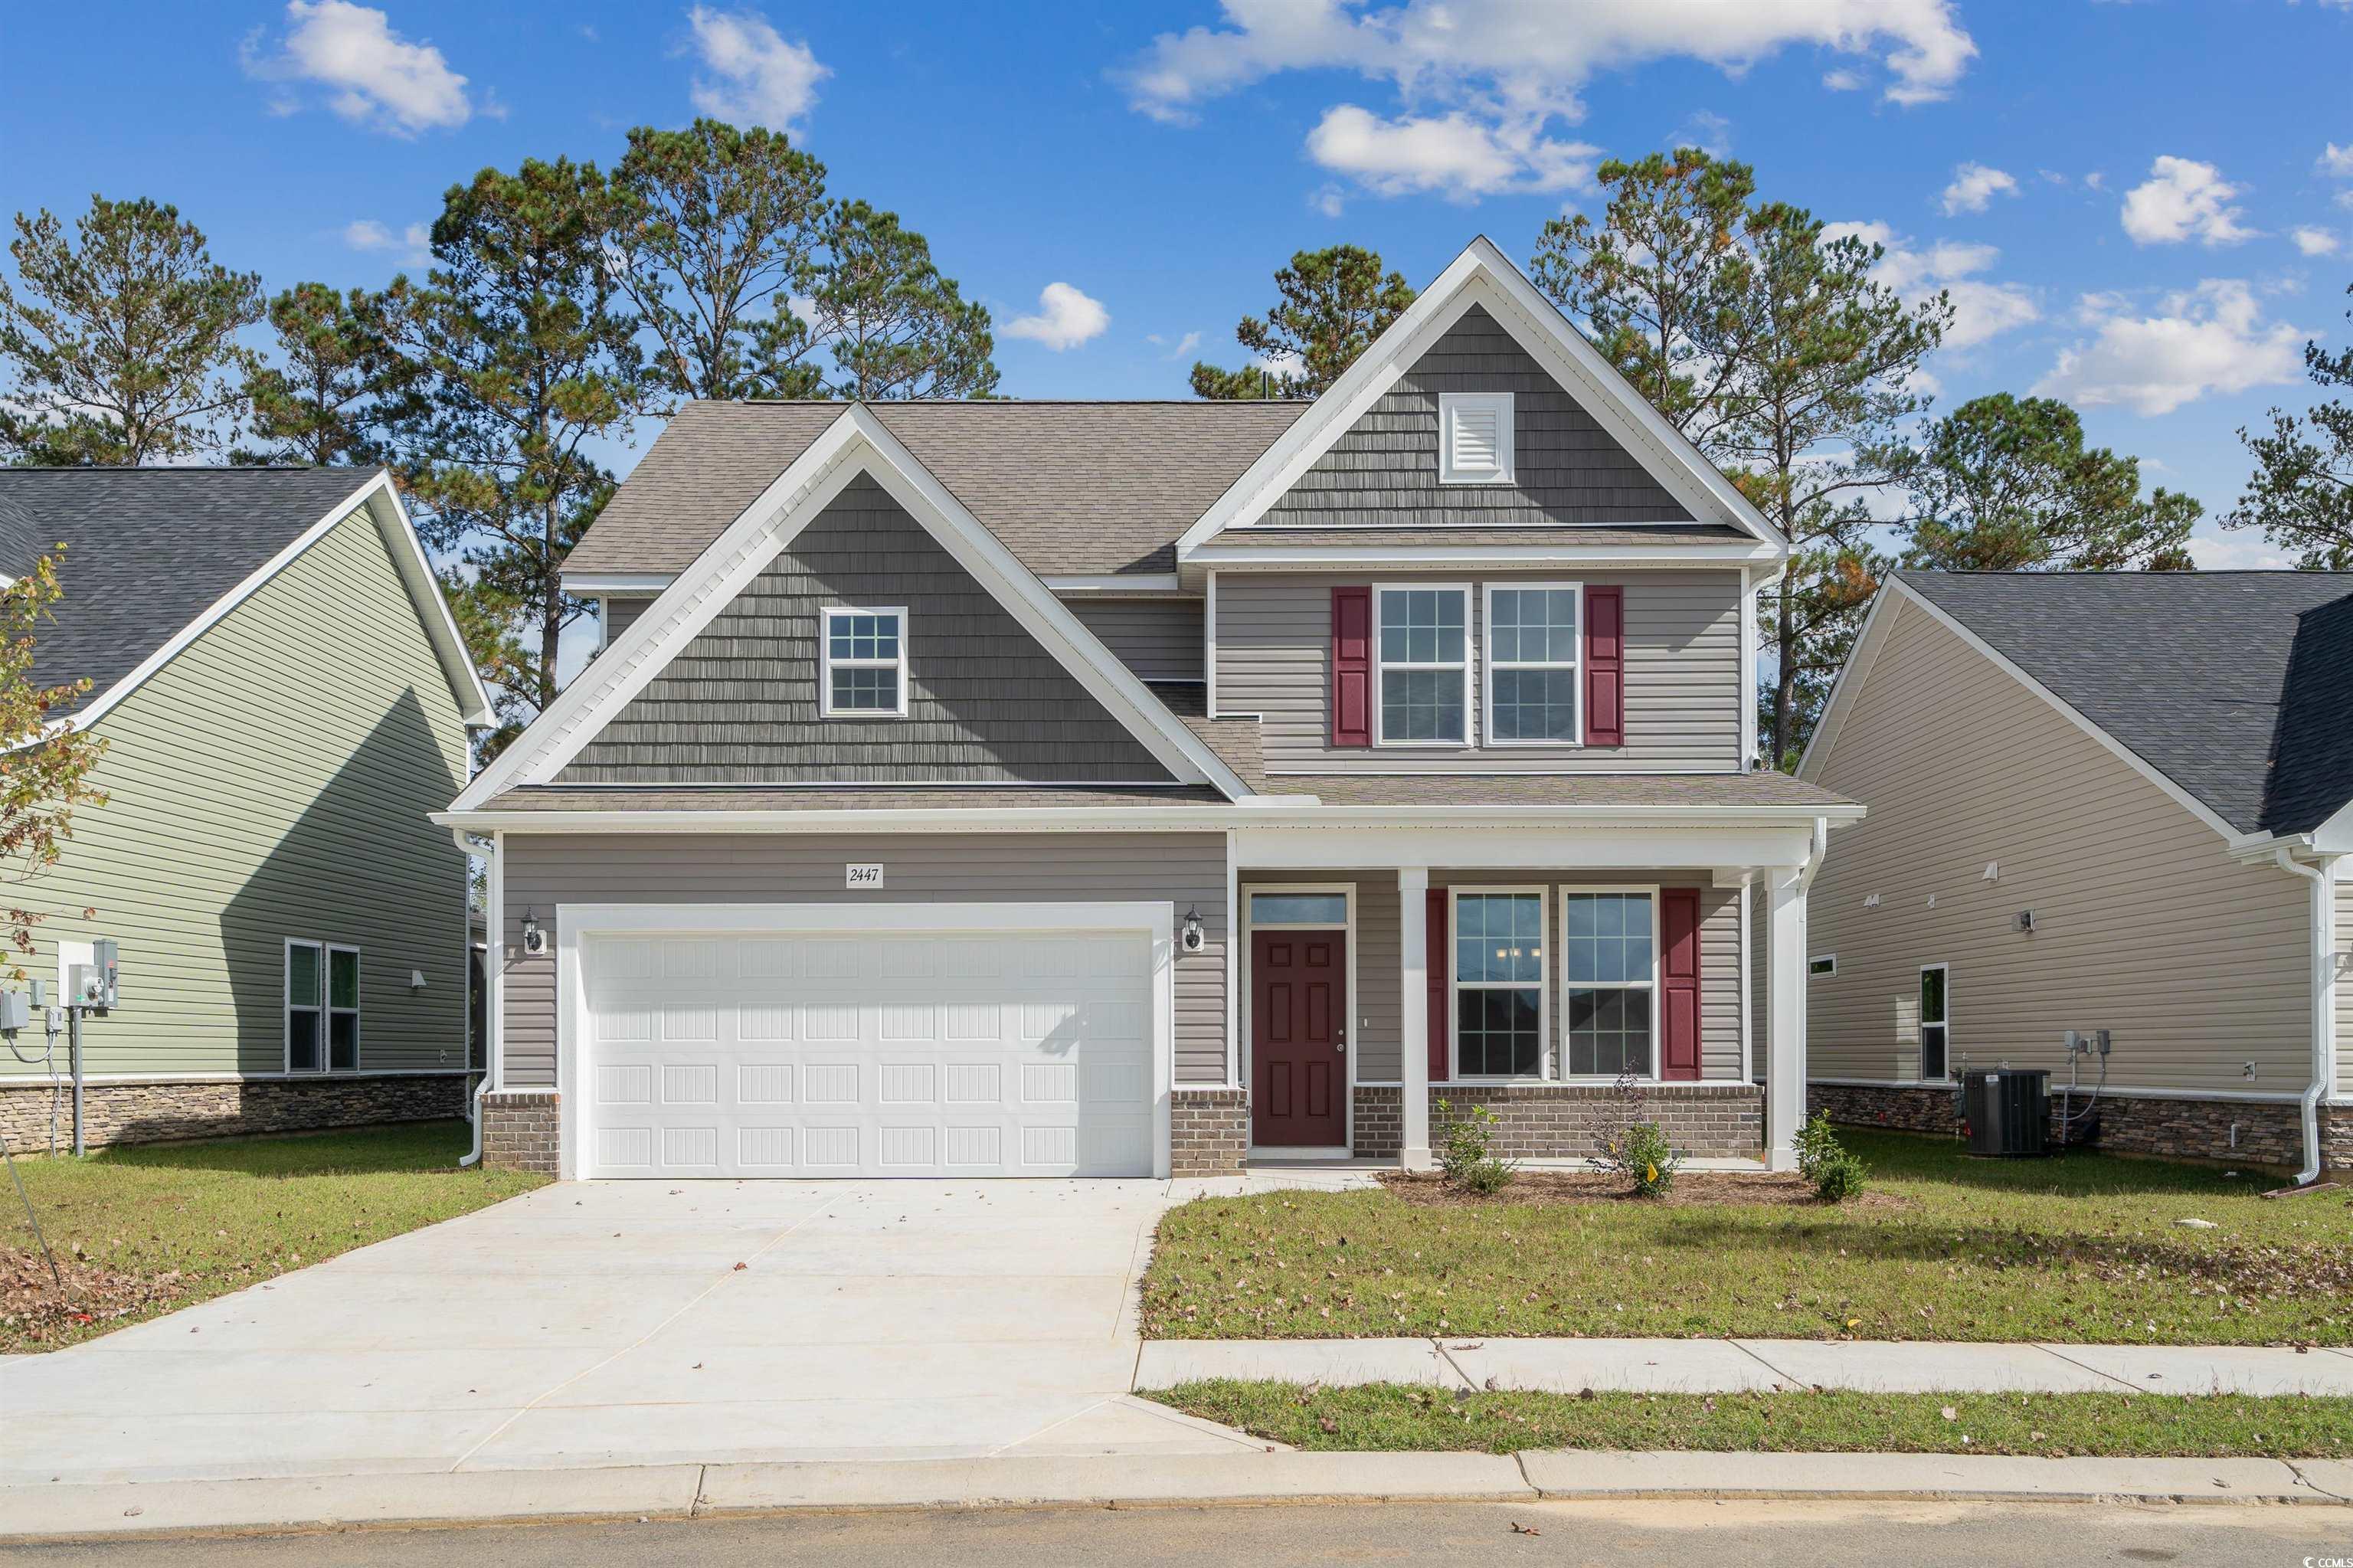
xmin=1809 ymin=954 xmax=1837 ymax=977
xmin=1449 ymin=885 xmax=1550 ymax=1082
xmin=1481 ymin=581 xmax=1583 ymax=748
xmin=284 ymin=938 xmax=361 ymax=1075
xmin=819 ymin=604 xmax=910 ymax=719
xmin=1374 ymin=584 xmax=1474 ymax=748
xmin=1558 ymin=885 xmax=1661 ymax=1084
xmin=1918 ymin=962 xmax=1951 ymax=1082
xmin=1438 ymin=391 xmax=1514 ymax=485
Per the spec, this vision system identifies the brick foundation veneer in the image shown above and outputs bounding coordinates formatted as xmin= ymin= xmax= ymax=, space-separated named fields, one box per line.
xmin=1428 ymin=1082 xmax=1764 ymax=1160
xmin=1171 ymin=1087 xmax=1248 ymax=1176
xmin=1809 ymin=1082 xmax=2330 ymax=1170
xmin=0 ymin=1073 xmax=471 ymax=1155
xmin=1353 ymin=1086 xmax=1402 ymax=1158
xmin=480 ymin=1088 xmax=562 ymax=1174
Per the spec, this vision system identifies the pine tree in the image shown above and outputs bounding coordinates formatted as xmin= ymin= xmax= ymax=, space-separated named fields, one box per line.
xmin=1191 ymin=245 xmax=1415 ymax=400
xmin=2230 ymin=280 xmax=2353 ymax=567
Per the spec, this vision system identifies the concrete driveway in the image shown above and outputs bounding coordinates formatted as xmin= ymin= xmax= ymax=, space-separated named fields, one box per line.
xmin=0 ymin=1180 xmax=1265 ymax=1485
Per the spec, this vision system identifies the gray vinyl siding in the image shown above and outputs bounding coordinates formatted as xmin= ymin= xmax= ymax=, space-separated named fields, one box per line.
xmin=1242 ymin=870 xmax=1739 ymax=1085
xmin=0 ymin=506 xmax=471 ymax=1080
xmin=601 ymin=596 xmax=653 ymax=647
xmin=498 ymin=832 xmax=1229 ymax=1088
xmin=559 ymin=475 xmax=1172 ymax=784
xmin=1261 ymin=303 xmax=1691 ymax=527
xmin=1065 ymin=597 xmax=1205 ymax=683
xmin=1807 ymin=600 xmax=2312 ymax=1095
xmin=1214 ymin=571 xmax=1743 ymax=772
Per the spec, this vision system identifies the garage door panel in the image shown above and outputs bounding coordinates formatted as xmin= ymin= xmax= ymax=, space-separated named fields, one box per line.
xmin=582 ymin=926 xmax=1154 ymax=1180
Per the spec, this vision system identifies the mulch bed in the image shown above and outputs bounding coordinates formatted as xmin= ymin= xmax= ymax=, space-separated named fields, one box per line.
xmin=1375 ymin=1168 xmax=1914 ymax=1212
xmin=2 ymin=1245 xmax=185 ymax=1347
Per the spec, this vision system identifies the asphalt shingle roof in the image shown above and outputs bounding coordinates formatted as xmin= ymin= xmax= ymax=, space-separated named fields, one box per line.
xmin=1896 ymin=570 xmax=2353 ymax=837
xmin=563 ymin=400 xmax=1314 ymax=581
xmin=0 ymin=466 xmax=381 ymax=719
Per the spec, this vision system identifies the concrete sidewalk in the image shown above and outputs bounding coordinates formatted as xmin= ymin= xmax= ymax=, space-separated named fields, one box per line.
xmin=1135 ymin=1337 xmax=2353 ymax=1396
xmin=4 ymin=1448 xmax=2348 ymax=1541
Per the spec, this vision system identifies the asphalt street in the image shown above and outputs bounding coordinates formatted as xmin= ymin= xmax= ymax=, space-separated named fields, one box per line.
xmin=5 ymin=1498 xmax=2348 ymax=1567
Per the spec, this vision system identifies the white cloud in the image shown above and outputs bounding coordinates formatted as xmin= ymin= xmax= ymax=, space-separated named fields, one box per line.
xmin=1003 ymin=282 xmax=1110 ymax=352
xmin=2319 ymin=142 xmax=2353 ymax=178
xmin=1306 ymin=104 xmax=1595 ymax=198
xmin=685 ymin=6 xmax=827 ymax=129
xmin=1822 ymin=220 xmax=2038 ymax=350
xmin=241 ymin=1 xmax=473 ymax=136
xmin=1674 ymin=110 xmax=1733 ymax=157
xmin=2294 ymin=225 xmax=2342 ymax=257
xmin=1939 ymin=162 xmax=2017 ymax=215
xmin=2185 ymin=532 xmax=2292 ymax=570
xmin=343 ymin=218 xmax=430 ymax=265
xmin=1310 ymin=183 xmax=1346 ymax=218
xmin=1821 ymin=68 xmax=1863 ymax=90
xmin=1154 ymin=329 xmax=1203 ymax=360
xmin=2120 ymin=155 xmax=2256 ymax=246
xmin=2033 ymin=280 xmax=2304 ymax=416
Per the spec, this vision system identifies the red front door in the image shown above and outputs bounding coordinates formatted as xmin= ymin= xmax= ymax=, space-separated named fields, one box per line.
xmin=1252 ymin=929 xmax=1347 ymax=1147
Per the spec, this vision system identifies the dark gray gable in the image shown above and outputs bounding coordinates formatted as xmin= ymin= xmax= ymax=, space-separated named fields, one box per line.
xmin=1261 ymin=303 xmax=1693 ymax=527
xmin=557 ymin=474 xmax=1176 ymax=785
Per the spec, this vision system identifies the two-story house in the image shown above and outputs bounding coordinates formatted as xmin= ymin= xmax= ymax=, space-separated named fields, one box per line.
xmin=436 ymin=238 xmax=1860 ymax=1181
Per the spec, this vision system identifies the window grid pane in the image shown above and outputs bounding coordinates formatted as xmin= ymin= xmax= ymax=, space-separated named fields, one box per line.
xmin=288 ymin=1010 xmax=322 ymax=1073
xmin=1453 ymin=893 xmax=1544 ymax=1076
xmin=1562 ymin=893 xmax=1654 ymax=1079
xmin=1377 ymin=590 xmax=1468 ymax=742
xmin=830 ymin=665 xmax=901 ymax=712
xmin=1489 ymin=587 xmax=1579 ymax=742
xmin=329 ymin=948 xmax=359 ymax=1010
xmin=288 ymin=943 xmax=321 ymax=1007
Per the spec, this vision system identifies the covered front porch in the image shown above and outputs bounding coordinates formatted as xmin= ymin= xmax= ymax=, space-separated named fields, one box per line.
xmin=1173 ymin=812 xmax=1832 ymax=1177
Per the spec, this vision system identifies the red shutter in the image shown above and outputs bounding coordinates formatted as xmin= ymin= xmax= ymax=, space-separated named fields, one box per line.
xmin=1661 ymin=887 xmax=1701 ymax=1082
xmin=1585 ymin=585 xmax=1624 ymax=747
xmin=1425 ymin=888 xmax=1450 ymax=1082
xmin=1330 ymin=586 xmax=1373 ymax=748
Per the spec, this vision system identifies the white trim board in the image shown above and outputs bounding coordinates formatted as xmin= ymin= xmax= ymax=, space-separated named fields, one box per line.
xmin=38 ymin=470 xmax=493 ymax=743
xmin=1175 ymin=237 xmax=1788 ymax=560
xmin=453 ymin=406 xmax=1253 ymax=810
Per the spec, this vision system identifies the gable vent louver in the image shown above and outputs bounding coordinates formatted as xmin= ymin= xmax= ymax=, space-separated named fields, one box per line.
xmin=1439 ymin=392 xmax=1513 ymax=484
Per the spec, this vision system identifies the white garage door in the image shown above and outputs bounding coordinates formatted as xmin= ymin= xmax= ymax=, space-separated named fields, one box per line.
xmin=581 ymin=925 xmax=1154 ymax=1178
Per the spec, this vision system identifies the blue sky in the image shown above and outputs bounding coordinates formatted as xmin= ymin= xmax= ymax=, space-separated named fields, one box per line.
xmin=6 ymin=2 xmax=2353 ymax=566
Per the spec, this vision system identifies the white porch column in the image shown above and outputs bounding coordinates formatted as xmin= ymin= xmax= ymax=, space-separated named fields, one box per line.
xmin=1766 ymin=866 xmax=1808 ymax=1170
xmin=1399 ymin=866 xmax=1433 ymax=1170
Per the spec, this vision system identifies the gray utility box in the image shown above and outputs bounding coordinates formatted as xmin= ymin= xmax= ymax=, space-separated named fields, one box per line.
xmin=1963 ymin=1069 xmax=2050 ymax=1157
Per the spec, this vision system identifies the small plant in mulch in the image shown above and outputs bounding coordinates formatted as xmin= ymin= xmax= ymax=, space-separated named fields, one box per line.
xmin=1435 ymin=1098 xmax=1517 ymax=1196
xmin=1796 ymin=1110 xmax=1869 ymax=1203
xmin=1587 ymin=1072 xmax=1684 ymax=1196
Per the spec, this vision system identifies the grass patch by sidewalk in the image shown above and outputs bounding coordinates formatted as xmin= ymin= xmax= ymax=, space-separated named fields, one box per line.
xmin=1147 ymin=1380 xmax=2353 ymax=1459
xmin=1142 ymin=1130 xmax=2353 ymax=1344
xmin=2 ymin=1119 xmax=545 ymax=1350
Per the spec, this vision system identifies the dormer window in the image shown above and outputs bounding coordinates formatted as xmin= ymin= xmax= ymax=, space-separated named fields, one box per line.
xmin=1438 ymin=391 xmax=1514 ymax=484
xmin=820 ymin=606 xmax=908 ymax=717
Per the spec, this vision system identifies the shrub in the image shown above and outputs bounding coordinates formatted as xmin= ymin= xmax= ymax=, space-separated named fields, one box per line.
xmin=1795 ymin=1109 xmax=1867 ymax=1202
xmin=1588 ymin=1070 xmax=1684 ymax=1197
xmin=1435 ymin=1098 xmax=1516 ymax=1195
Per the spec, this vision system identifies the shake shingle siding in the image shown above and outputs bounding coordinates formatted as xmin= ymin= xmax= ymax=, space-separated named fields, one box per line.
xmin=1261 ymin=306 xmax=1692 ymax=528
xmin=558 ymin=476 xmax=1174 ymax=784
xmin=1065 ymin=597 xmax=1205 ymax=683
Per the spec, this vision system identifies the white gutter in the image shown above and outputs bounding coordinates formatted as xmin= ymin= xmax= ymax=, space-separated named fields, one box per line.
xmin=434 ymin=801 xmax=1868 ymax=836
xmin=2273 ymin=846 xmax=2339 ymax=1186
xmin=452 ymin=827 xmax=499 ymax=1170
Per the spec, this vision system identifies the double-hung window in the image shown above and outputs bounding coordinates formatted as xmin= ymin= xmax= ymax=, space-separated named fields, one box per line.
xmin=820 ymin=606 xmax=908 ymax=717
xmin=1484 ymin=584 xmax=1582 ymax=744
xmin=1376 ymin=587 xmax=1470 ymax=745
xmin=286 ymin=940 xmax=360 ymax=1073
xmin=1452 ymin=891 xmax=1546 ymax=1077
xmin=1561 ymin=889 xmax=1656 ymax=1079
xmin=1919 ymin=964 xmax=1950 ymax=1080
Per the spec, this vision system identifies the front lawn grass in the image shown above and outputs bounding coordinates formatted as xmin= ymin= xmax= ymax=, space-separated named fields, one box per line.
xmin=2 ymin=1119 xmax=546 ymax=1350
xmin=1148 ymin=1380 xmax=2353 ymax=1458
xmin=1141 ymin=1130 xmax=2353 ymax=1344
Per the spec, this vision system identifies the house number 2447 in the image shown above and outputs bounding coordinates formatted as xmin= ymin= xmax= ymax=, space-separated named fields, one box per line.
xmin=845 ymin=863 xmax=885 ymax=889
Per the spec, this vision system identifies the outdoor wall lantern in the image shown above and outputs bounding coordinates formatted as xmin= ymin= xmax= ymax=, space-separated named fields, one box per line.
xmin=1181 ymin=907 xmax=1205 ymax=953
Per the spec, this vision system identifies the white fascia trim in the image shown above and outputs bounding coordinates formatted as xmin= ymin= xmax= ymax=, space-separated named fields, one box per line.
xmin=1045 ymin=574 xmax=1186 ymax=594
xmin=1187 ymin=543 xmax=1778 ymax=570
xmin=453 ymin=406 xmax=1252 ymax=810
xmin=1176 ymin=238 xmax=1786 ymax=558
xmin=1795 ymin=581 xmax=1901 ymax=782
xmin=436 ymin=800 xmax=1864 ymax=834
xmin=34 ymin=470 xmax=493 ymax=742
xmin=1812 ymin=578 xmax=2245 ymax=846
xmin=562 ymin=571 xmax=676 ymax=594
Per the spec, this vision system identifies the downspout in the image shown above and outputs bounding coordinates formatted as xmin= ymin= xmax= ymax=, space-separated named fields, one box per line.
xmin=2273 ymin=846 xmax=2338 ymax=1186
xmin=453 ymin=828 xmax=499 ymax=1170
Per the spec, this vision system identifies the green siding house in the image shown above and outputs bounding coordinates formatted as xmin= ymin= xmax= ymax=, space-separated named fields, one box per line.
xmin=0 ymin=467 xmax=491 ymax=1154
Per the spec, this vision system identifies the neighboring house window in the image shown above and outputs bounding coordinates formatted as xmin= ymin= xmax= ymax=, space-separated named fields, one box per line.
xmin=1484 ymin=584 xmax=1582 ymax=745
xmin=820 ymin=606 xmax=908 ymax=717
xmin=1438 ymin=392 xmax=1514 ymax=484
xmin=1562 ymin=889 xmax=1656 ymax=1078
xmin=1809 ymin=954 xmax=1837 ymax=977
xmin=1452 ymin=890 xmax=1545 ymax=1077
xmin=286 ymin=941 xmax=360 ymax=1073
xmin=1919 ymin=964 xmax=1950 ymax=1080
xmin=1376 ymin=587 xmax=1470 ymax=745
